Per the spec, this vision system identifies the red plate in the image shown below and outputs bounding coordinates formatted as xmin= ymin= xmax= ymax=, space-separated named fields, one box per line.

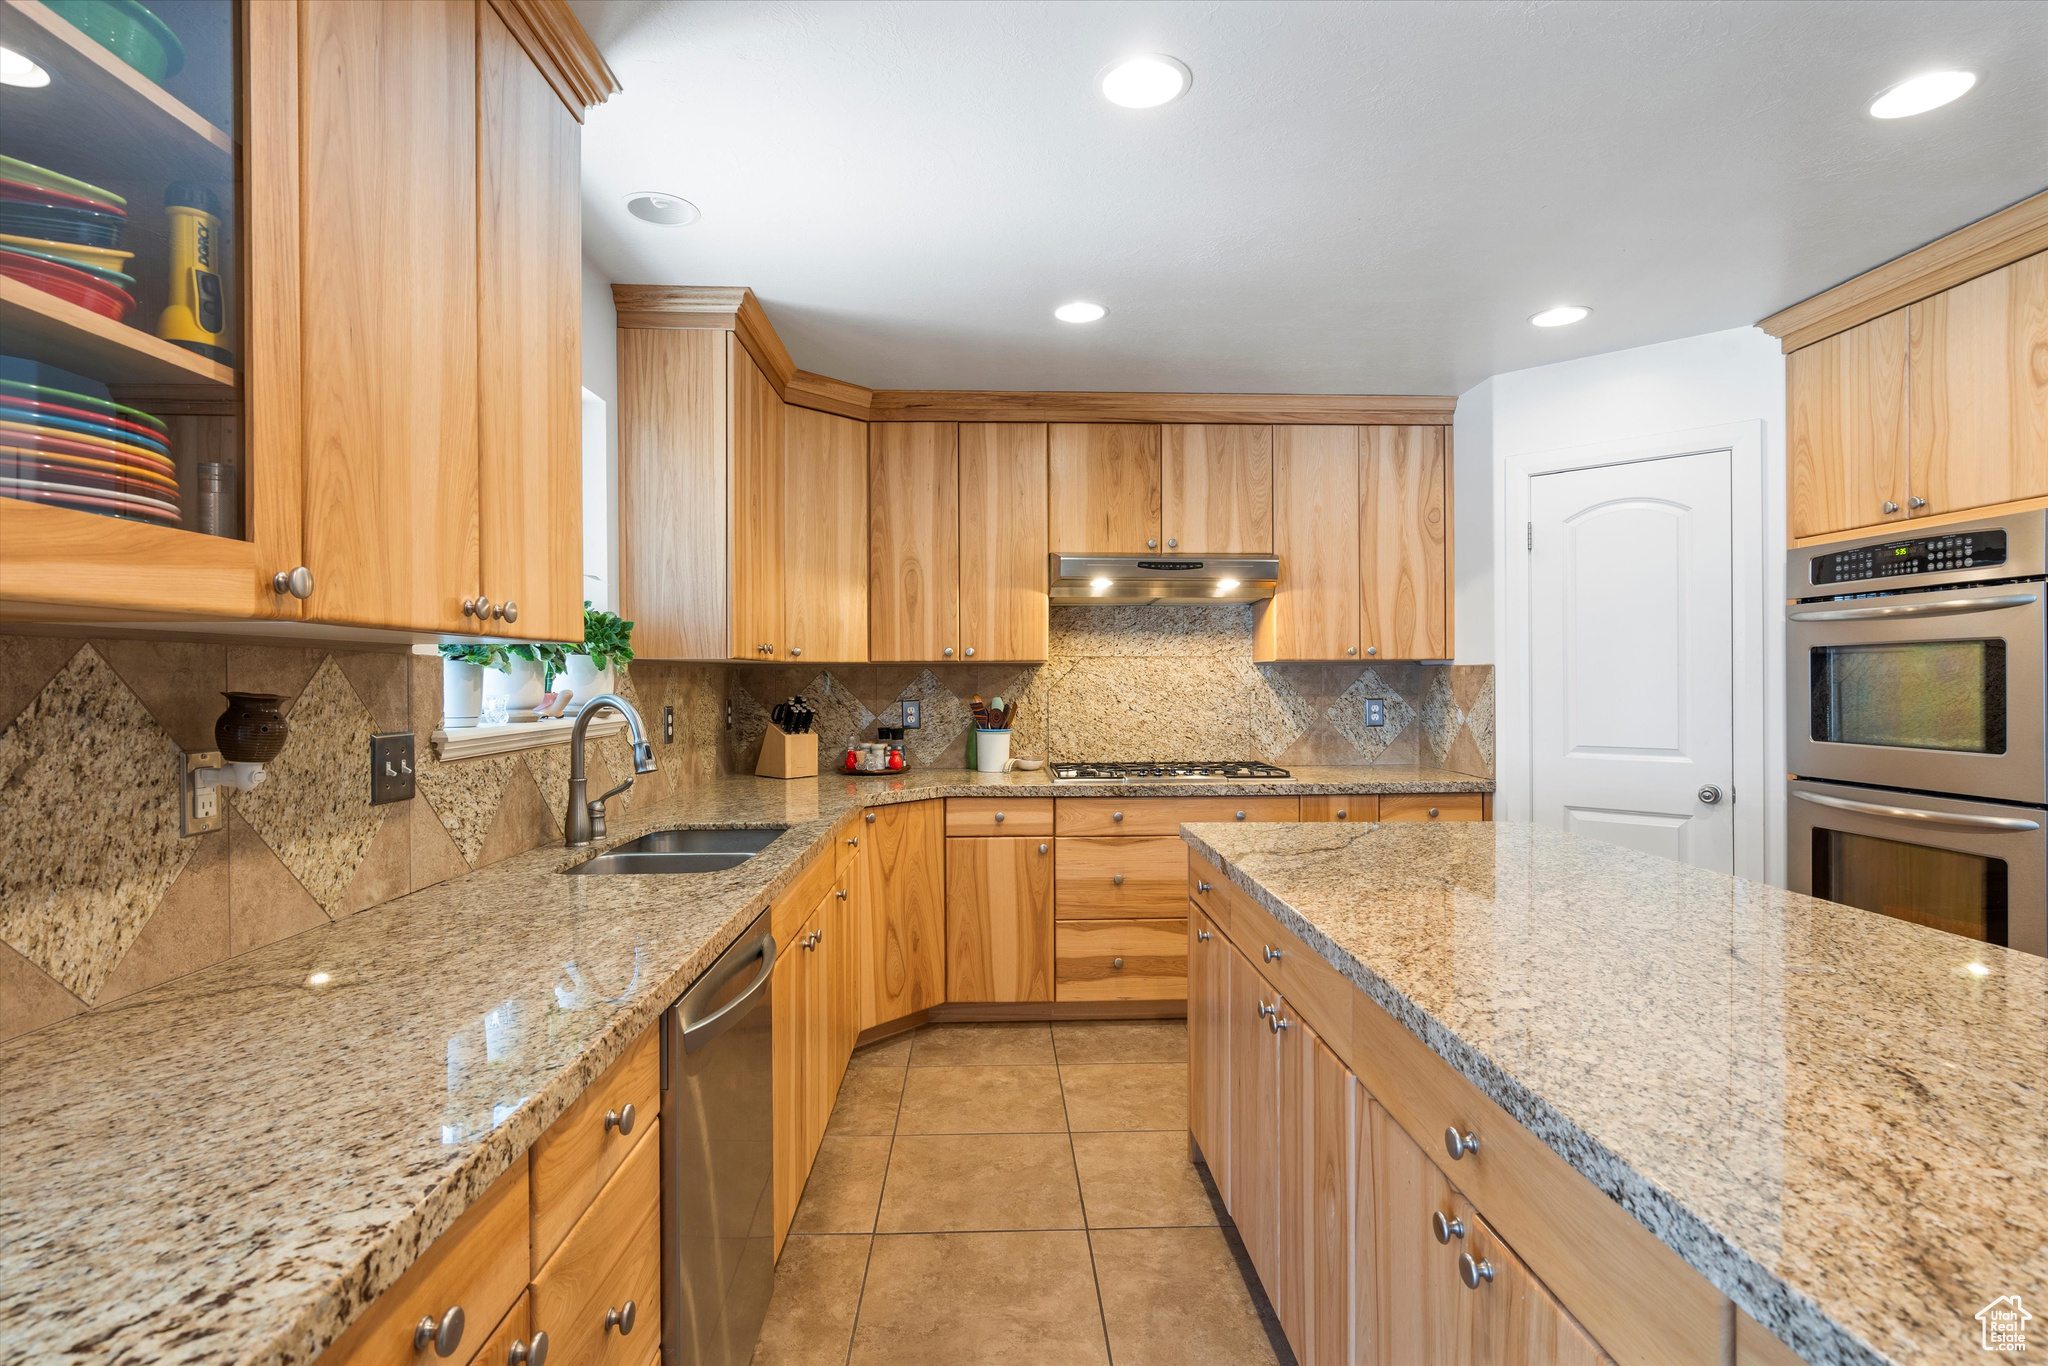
xmin=0 ymin=249 xmax=135 ymax=321
xmin=0 ymin=395 xmax=169 ymax=446
xmin=0 ymin=177 xmax=126 ymax=217
xmin=0 ymin=423 xmax=176 ymax=474
xmin=1 ymin=482 xmax=180 ymax=524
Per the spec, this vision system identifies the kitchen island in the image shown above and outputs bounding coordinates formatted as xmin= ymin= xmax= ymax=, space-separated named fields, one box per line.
xmin=1181 ymin=819 xmax=2046 ymax=1366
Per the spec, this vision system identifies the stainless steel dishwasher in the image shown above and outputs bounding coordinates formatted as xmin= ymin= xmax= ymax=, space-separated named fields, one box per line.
xmin=661 ymin=912 xmax=777 ymax=1366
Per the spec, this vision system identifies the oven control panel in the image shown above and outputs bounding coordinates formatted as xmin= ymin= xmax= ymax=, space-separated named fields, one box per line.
xmin=1810 ymin=529 xmax=2008 ymax=585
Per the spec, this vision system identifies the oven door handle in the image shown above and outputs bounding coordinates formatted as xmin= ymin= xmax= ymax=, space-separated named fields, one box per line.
xmin=1795 ymin=790 xmax=2043 ymax=832
xmin=1787 ymin=592 xmax=2038 ymax=622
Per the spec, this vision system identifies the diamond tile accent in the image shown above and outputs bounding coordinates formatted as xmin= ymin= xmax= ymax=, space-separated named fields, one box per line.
xmin=876 ymin=670 xmax=974 ymax=768
xmin=230 ymin=656 xmax=384 ymax=915
xmin=0 ymin=644 xmax=194 ymax=1001
xmin=1469 ymin=670 xmax=1496 ymax=772
xmin=1326 ymin=669 xmax=1418 ymax=762
xmin=1418 ymin=670 xmax=1461 ymax=767
xmin=803 ymin=672 xmax=877 ymax=752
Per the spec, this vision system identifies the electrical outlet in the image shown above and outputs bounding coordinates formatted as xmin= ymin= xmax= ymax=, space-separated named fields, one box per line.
xmin=664 ymin=705 xmax=675 ymax=743
xmin=725 ymin=698 xmax=733 ymax=731
xmin=369 ymin=733 xmax=416 ymax=805
xmin=1364 ymin=698 xmax=1385 ymax=727
xmin=903 ymin=700 xmax=921 ymax=729
xmin=180 ymin=750 xmax=226 ymax=835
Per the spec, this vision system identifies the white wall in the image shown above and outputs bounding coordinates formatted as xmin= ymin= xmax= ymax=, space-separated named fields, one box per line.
xmin=580 ymin=257 xmax=621 ymax=614
xmin=1454 ymin=325 xmax=1788 ymax=881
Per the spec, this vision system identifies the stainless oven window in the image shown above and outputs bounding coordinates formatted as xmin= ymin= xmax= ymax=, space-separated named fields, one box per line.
xmin=1812 ymin=827 xmax=2009 ymax=946
xmin=1810 ymin=639 xmax=2007 ymax=753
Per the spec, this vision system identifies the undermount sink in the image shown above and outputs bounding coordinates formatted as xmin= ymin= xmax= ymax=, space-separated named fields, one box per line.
xmin=566 ymin=826 xmax=789 ymax=875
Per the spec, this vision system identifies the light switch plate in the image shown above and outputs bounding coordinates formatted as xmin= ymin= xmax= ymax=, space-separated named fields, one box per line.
xmin=1363 ymin=699 xmax=1385 ymax=727
xmin=369 ymin=733 xmax=415 ymax=805
xmin=903 ymin=700 xmax=921 ymax=729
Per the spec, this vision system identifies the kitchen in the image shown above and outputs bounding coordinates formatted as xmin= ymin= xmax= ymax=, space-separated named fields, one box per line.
xmin=0 ymin=3 xmax=2041 ymax=1366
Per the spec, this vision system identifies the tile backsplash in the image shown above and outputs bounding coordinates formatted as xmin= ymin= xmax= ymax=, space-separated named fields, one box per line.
xmin=728 ymin=605 xmax=1494 ymax=778
xmin=0 ymin=635 xmax=727 ymax=1044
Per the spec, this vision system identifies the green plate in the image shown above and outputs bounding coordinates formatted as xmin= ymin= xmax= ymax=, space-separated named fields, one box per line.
xmin=0 ymin=155 xmax=126 ymax=211
xmin=42 ymin=0 xmax=184 ymax=83
xmin=0 ymin=376 xmax=168 ymax=436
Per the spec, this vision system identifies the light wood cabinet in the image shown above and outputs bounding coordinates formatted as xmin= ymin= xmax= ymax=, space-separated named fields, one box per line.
xmin=1378 ymin=792 xmax=1486 ymax=822
xmin=1162 ymin=424 xmax=1273 ymax=553
xmin=1300 ymin=795 xmax=1375 ymax=822
xmin=1257 ymin=426 xmax=1361 ymax=661
xmin=958 ymin=422 xmax=1050 ymax=661
xmin=1908 ymin=252 xmax=2048 ymax=517
xmin=799 ymin=884 xmax=836 ymax=1171
xmin=1048 ymin=423 xmax=1163 ymax=552
xmin=1054 ymin=795 xmax=1300 ymax=836
xmin=730 ymin=343 xmax=786 ymax=659
xmin=859 ymin=800 xmax=946 ymax=1027
xmin=1054 ymin=917 xmax=1187 ymax=1001
xmin=1365 ymin=1098 xmax=1465 ymax=1365
xmin=770 ymin=901 xmax=810 ymax=1253
xmin=1463 ymin=1199 xmax=1613 ymax=1366
xmin=1053 ymin=835 xmax=1189 ymax=918
xmin=945 ymin=798 xmax=1055 ymax=837
xmin=530 ymin=1024 xmax=660 ymax=1267
xmin=1275 ymin=1005 xmax=1356 ymax=1366
xmin=945 ymin=836 xmax=1055 ymax=1002
xmin=619 ymin=328 xmax=727 ymax=658
xmin=868 ymin=423 xmax=961 ymax=661
xmin=1188 ymin=909 xmax=1231 ymax=1196
xmin=1362 ymin=425 xmax=1450 ymax=661
xmin=783 ymin=405 xmax=869 ymax=662
xmin=1787 ymin=308 xmax=1910 ymax=539
xmin=1228 ymin=940 xmax=1282 ymax=1290
xmin=531 ymin=1124 xmax=662 ymax=1366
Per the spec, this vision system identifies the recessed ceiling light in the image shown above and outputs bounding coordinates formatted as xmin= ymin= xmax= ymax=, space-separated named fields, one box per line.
xmin=1055 ymin=301 xmax=1107 ymax=324
xmin=0 ymin=45 xmax=51 ymax=88
xmin=625 ymin=191 xmax=700 ymax=226
xmin=1098 ymin=54 xmax=1191 ymax=109
xmin=1869 ymin=71 xmax=1977 ymax=119
xmin=1530 ymin=305 xmax=1591 ymax=328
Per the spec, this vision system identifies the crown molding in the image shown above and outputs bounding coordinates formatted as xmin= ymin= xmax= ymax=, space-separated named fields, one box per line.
xmin=1757 ymin=188 xmax=2048 ymax=353
xmin=486 ymin=0 xmax=620 ymax=120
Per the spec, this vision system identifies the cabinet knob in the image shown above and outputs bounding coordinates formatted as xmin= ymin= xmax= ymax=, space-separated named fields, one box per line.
xmin=1112 ymin=874 xmax=1124 ymax=885
xmin=605 ymin=1300 xmax=638 ymax=1335
xmin=790 ymin=646 xmax=802 ymax=657
xmin=964 ymin=646 xmax=976 ymax=658
xmin=837 ymin=888 xmax=847 ymax=899
xmin=1256 ymin=999 xmax=1276 ymax=1019
xmin=1445 ymin=1127 xmax=1481 ymax=1160
xmin=1147 ymin=539 xmax=1158 ymax=549
xmin=803 ymin=932 xmax=819 ymax=951
xmin=1197 ymin=928 xmax=1211 ymax=942
xmin=1908 ymin=496 xmax=1927 ymax=509
xmin=272 ymin=566 xmax=315 ymax=599
xmin=500 ymin=601 xmax=519 ymax=623
xmin=1365 ymin=646 xmax=1378 ymax=656
xmin=1112 ymin=956 xmax=1124 ymax=969
xmin=1235 ymin=810 xmax=1246 ymax=820
xmin=866 ymin=812 xmax=876 ymax=824
xmin=943 ymin=646 xmax=955 ymax=657
xmin=1197 ymin=880 xmax=1211 ymax=892
xmin=1112 ymin=811 xmax=1123 ymax=822
xmin=994 ymin=811 xmax=1005 ymax=822
xmin=604 ymin=1103 xmax=636 ymax=1136
xmin=508 ymin=1332 xmax=550 ymax=1366
xmin=1882 ymin=501 xmax=1900 ymax=514
xmin=1428 ymin=807 xmax=1440 ymax=818
xmin=1269 ymin=1012 xmax=1290 ymax=1033
xmin=1431 ymin=1210 xmax=1467 ymax=1244
xmin=847 ymin=836 xmax=859 ymax=847
xmin=1458 ymin=1254 xmax=1495 ymax=1289
xmin=1335 ymin=809 xmax=1348 ymax=819
xmin=1167 ymin=538 xmax=1178 ymax=549
xmin=1039 ymin=842 xmax=1048 ymax=854
xmin=1263 ymin=945 xmax=1283 ymax=962
xmin=414 ymin=1307 xmax=465 ymax=1357
xmin=1347 ymin=646 xmax=1358 ymax=656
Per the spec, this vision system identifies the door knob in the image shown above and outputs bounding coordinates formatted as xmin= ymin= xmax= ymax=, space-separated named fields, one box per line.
xmin=1263 ymin=945 xmax=1283 ymax=962
xmin=964 ymin=646 xmax=976 ymax=657
xmin=1112 ymin=957 xmax=1124 ymax=969
xmin=1698 ymin=785 xmax=1723 ymax=805
xmin=1039 ymin=843 xmax=1049 ymax=854
xmin=272 ymin=566 xmax=315 ymax=599
xmin=1365 ymin=646 xmax=1378 ymax=656
xmin=500 ymin=601 xmax=518 ymax=623
xmin=1113 ymin=874 xmax=1124 ymax=885
xmin=1197 ymin=928 xmax=1211 ymax=942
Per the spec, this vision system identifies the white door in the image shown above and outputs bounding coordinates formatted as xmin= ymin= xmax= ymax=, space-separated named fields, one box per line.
xmin=1529 ymin=450 xmax=1734 ymax=870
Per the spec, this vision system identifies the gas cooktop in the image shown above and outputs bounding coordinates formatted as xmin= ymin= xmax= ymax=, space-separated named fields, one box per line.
xmin=1049 ymin=761 xmax=1295 ymax=784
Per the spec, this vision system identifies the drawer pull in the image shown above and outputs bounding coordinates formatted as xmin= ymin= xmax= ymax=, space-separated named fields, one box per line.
xmin=837 ymin=888 xmax=848 ymax=900
xmin=846 ymin=836 xmax=859 ymax=847
xmin=605 ymin=1300 xmax=638 ymax=1335
xmin=1196 ymin=928 xmax=1211 ymax=942
xmin=414 ymin=1307 xmax=465 ymax=1358
xmin=865 ymin=812 xmax=876 ymax=824
xmin=1262 ymin=945 xmax=1283 ymax=963
xmin=604 ymin=1103 xmax=636 ymax=1136
xmin=1430 ymin=1210 xmax=1466 ymax=1244
xmin=1255 ymin=999 xmax=1276 ymax=1019
xmin=1112 ymin=810 xmax=1124 ymax=822
xmin=1197 ymin=880 xmax=1211 ymax=892
xmin=1112 ymin=957 xmax=1124 ymax=969
xmin=1336 ymin=809 xmax=1348 ymax=819
xmin=1445 ymin=1127 xmax=1481 ymax=1160
xmin=994 ymin=811 xmax=1006 ymax=822
xmin=508 ymin=1332 xmax=550 ymax=1366
xmin=1429 ymin=807 xmax=1440 ymax=818
xmin=1039 ymin=843 xmax=1049 ymax=854
xmin=1235 ymin=810 xmax=1246 ymax=820
xmin=1112 ymin=874 xmax=1124 ymax=886
xmin=1458 ymin=1254 xmax=1495 ymax=1289
xmin=1269 ymin=1013 xmax=1290 ymax=1033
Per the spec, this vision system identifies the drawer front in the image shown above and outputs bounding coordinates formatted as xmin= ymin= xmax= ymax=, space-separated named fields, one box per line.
xmin=1378 ymin=792 xmax=1485 ymax=822
xmin=533 ymin=1117 xmax=664 ymax=1366
xmin=773 ymin=839 xmax=842 ymax=945
xmin=834 ymin=815 xmax=861 ymax=875
xmin=320 ymin=1159 xmax=530 ymax=1366
xmin=1056 ymin=835 xmax=1188 ymax=918
xmin=1191 ymin=852 xmax=1350 ymax=1046
xmin=1055 ymin=918 xmax=1187 ymax=1000
xmin=946 ymin=797 xmax=1056 ymax=837
xmin=532 ymin=1023 xmax=661 ymax=1266
xmin=1055 ymin=795 xmax=1300 ymax=836
xmin=1300 ymin=794 xmax=1377 ymax=822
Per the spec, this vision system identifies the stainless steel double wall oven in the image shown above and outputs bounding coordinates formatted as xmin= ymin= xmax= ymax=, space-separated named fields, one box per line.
xmin=1787 ymin=513 xmax=2047 ymax=956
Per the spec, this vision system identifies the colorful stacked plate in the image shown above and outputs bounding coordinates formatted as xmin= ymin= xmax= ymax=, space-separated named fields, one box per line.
xmin=0 ymin=233 xmax=134 ymax=274
xmin=0 ymin=158 xmax=127 ymax=251
xmin=0 ymin=358 xmax=178 ymax=526
xmin=0 ymin=248 xmax=135 ymax=319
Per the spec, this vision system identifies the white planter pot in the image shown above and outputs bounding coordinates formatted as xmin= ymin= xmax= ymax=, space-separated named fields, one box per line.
xmin=483 ymin=656 xmax=547 ymax=720
xmin=441 ymin=659 xmax=483 ymax=728
xmin=563 ymin=653 xmax=616 ymax=704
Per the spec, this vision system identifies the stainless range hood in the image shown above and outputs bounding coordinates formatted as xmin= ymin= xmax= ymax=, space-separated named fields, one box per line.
xmin=1049 ymin=554 xmax=1280 ymax=605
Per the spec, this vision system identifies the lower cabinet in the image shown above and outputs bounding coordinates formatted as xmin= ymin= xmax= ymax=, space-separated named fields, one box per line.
xmin=946 ymin=834 xmax=1055 ymax=1002
xmin=773 ymin=848 xmax=862 ymax=1253
xmin=859 ymin=800 xmax=946 ymax=1028
xmin=531 ymin=1129 xmax=663 ymax=1366
xmin=1054 ymin=917 xmax=1187 ymax=1000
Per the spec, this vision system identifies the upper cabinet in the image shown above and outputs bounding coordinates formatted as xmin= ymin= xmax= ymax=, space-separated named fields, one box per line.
xmin=1162 ymin=424 xmax=1273 ymax=554
xmin=0 ymin=0 xmax=613 ymax=636
xmin=1907 ymin=253 xmax=2048 ymax=519
xmin=1258 ymin=426 xmax=1360 ymax=661
xmin=785 ymin=405 xmax=869 ymax=663
xmin=1787 ymin=309 xmax=1909 ymax=540
xmin=1361 ymin=425 xmax=1449 ymax=661
xmin=1049 ymin=423 xmax=1162 ymax=553
xmin=958 ymin=422 xmax=1050 ymax=661
xmin=729 ymin=344 xmax=787 ymax=658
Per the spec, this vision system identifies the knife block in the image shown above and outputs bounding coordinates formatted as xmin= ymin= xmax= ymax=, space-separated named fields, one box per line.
xmin=756 ymin=728 xmax=818 ymax=779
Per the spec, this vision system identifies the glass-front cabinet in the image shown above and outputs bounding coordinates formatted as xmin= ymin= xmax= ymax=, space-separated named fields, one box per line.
xmin=0 ymin=1 xmax=599 ymax=639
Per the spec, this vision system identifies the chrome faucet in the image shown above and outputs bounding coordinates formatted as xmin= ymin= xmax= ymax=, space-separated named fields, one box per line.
xmin=565 ymin=693 xmax=659 ymax=847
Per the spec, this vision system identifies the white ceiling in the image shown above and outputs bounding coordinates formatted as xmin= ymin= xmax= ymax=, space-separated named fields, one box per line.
xmin=569 ymin=1 xmax=2048 ymax=396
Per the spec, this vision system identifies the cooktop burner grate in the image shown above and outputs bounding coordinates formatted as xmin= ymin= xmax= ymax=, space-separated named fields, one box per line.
xmin=1049 ymin=761 xmax=1295 ymax=783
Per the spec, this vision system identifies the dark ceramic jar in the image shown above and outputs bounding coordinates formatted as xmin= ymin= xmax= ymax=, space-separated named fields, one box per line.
xmin=216 ymin=692 xmax=289 ymax=762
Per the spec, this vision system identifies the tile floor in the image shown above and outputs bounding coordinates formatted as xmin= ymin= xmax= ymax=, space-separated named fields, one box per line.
xmin=752 ymin=1019 xmax=1293 ymax=1366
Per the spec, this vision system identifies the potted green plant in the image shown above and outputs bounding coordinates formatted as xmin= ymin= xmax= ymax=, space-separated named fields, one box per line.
xmin=437 ymin=643 xmax=492 ymax=728
xmin=478 ymin=642 xmax=563 ymax=723
xmin=564 ymin=603 xmax=635 ymax=700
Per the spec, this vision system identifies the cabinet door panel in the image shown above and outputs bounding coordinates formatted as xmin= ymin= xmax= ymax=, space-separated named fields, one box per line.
xmin=1049 ymin=423 xmax=1162 ymax=552
xmin=1908 ymin=253 xmax=2048 ymax=517
xmin=770 ymin=920 xmax=808 ymax=1254
xmin=860 ymin=800 xmax=946 ymax=1026
xmin=869 ymin=423 xmax=960 ymax=661
xmin=802 ymin=888 xmax=835 ymax=1168
xmin=784 ymin=406 xmax=869 ymax=661
xmin=1229 ymin=944 xmax=1282 ymax=1293
xmin=1464 ymin=1201 xmax=1614 ymax=1366
xmin=1368 ymin=1099 xmax=1464 ymax=1365
xmin=1188 ymin=908 xmax=1232 ymax=1194
xmin=946 ymin=835 xmax=1055 ymax=1002
xmin=959 ymin=422 xmax=1049 ymax=661
xmin=1786 ymin=310 xmax=1908 ymax=538
xmin=1258 ymin=426 xmax=1359 ymax=660
xmin=1162 ymin=424 xmax=1273 ymax=553
xmin=477 ymin=6 xmax=580 ymax=642
xmin=300 ymin=0 xmax=478 ymax=630
xmin=1361 ymin=425 xmax=1449 ymax=661
xmin=618 ymin=328 xmax=727 ymax=659
xmin=730 ymin=341 xmax=785 ymax=658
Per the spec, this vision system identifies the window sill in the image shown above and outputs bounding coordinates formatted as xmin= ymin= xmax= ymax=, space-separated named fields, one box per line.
xmin=430 ymin=714 xmax=625 ymax=761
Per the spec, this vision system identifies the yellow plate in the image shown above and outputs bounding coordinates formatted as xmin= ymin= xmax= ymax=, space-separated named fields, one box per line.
xmin=0 ymin=233 xmax=135 ymax=270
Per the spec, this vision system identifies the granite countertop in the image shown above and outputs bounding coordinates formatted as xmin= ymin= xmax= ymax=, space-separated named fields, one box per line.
xmin=0 ymin=764 xmax=1485 ymax=1366
xmin=1180 ymin=819 xmax=2047 ymax=1366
